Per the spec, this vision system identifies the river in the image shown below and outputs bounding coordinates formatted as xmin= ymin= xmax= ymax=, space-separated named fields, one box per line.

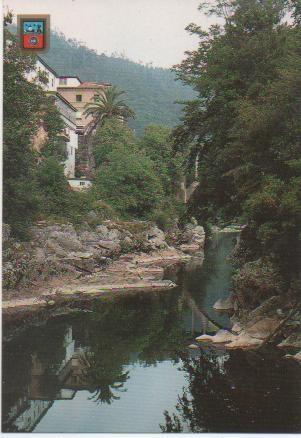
xmin=2 ymin=232 xmax=301 ymax=433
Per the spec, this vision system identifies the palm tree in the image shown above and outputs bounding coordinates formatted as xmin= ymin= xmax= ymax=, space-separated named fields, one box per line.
xmin=83 ymin=85 xmax=135 ymax=133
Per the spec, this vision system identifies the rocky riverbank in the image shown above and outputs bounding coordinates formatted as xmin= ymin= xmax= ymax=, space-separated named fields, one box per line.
xmin=193 ymin=256 xmax=301 ymax=363
xmin=2 ymin=220 xmax=206 ymax=321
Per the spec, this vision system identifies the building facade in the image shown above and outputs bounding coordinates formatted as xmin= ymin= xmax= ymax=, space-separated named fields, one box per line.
xmin=26 ymin=57 xmax=59 ymax=92
xmin=26 ymin=56 xmax=109 ymax=184
xmin=26 ymin=57 xmax=81 ymax=179
xmin=48 ymin=92 xmax=79 ymax=178
xmin=57 ymin=81 xmax=110 ymax=134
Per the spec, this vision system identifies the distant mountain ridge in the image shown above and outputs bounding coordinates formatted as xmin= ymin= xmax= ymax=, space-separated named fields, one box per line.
xmin=38 ymin=31 xmax=195 ymax=135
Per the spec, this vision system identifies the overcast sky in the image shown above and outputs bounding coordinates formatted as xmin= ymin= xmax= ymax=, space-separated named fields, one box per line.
xmin=4 ymin=0 xmax=216 ymax=68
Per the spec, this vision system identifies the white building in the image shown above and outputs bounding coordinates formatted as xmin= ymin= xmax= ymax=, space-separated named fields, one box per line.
xmin=26 ymin=57 xmax=82 ymax=179
xmin=26 ymin=56 xmax=59 ymax=91
xmin=48 ymin=91 xmax=79 ymax=178
xmin=58 ymin=75 xmax=82 ymax=87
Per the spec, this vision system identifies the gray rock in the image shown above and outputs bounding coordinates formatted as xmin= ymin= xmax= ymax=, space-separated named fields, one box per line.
xmin=147 ymin=226 xmax=167 ymax=248
xmin=107 ymin=229 xmax=121 ymax=240
xmin=188 ymin=344 xmax=199 ymax=350
xmin=98 ymin=240 xmax=121 ymax=252
xmin=54 ymin=235 xmax=83 ymax=252
xmin=181 ymin=224 xmax=205 ymax=249
xmin=277 ymin=332 xmax=301 ymax=349
xmin=232 ymin=322 xmax=243 ymax=333
xmin=284 ymin=351 xmax=301 ymax=365
xmin=225 ymin=331 xmax=263 ymax=349
xmin=213 ymin=296 xmax=234 ymax=311
xmin=96 ymin=225 xmax=110 ymax=239
xmin=79 ymin=231 xmax=99 ymax=245
xmin=179 ymin=243 xmax=200 ymax=253
xmin=196 ymin=329 xmax=236 ymax=344
xmin=245 ymin=317 xmax=281 ymax=340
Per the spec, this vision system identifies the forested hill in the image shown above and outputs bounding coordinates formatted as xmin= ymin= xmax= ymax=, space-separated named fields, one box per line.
xmin=40 ymin=31 xmax=195 ymax=135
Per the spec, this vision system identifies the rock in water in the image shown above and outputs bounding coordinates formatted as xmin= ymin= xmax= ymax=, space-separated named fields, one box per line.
xmin=213 ymin=296 xmax=234 ymax=311
xmin=225 ymin=331 xmax=263 ymax=349
xmin=277 ymin=332 xmax=301 ymax=349
xmin=196 ymin=329 xmax=236 ymax=344
xmin=188 ymin=344 xmax=199 ymax=350
xmin=231 ymin=322 xmax=243 ymax=333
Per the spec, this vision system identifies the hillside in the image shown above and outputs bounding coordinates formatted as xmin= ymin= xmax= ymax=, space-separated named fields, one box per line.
xmin=39 ymin=31 xmax=195 ymax=135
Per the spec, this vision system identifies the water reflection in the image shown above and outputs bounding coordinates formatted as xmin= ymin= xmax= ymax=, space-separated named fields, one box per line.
xmin=2 ymin=292 xmax=187 ymax=432
xmin=3 ymin=232 xmax=298 ymax=433
xmin=161 ymin=348 xmax=301 ymax=433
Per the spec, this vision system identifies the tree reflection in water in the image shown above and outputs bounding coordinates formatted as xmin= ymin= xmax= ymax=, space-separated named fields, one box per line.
xmin=161 ymin=347 xmax=301 ymax=433
xmin=70 ymin=291 xmax=186 ymax=405
xmin=79 ymin=350 xmax=129 ymax=404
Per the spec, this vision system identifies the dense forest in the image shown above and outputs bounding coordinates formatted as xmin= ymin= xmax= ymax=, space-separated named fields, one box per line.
xmin=38 ymin=30 xmax=195 ymax=135
xmin=173 ymin=0 xmax=301 ymax=309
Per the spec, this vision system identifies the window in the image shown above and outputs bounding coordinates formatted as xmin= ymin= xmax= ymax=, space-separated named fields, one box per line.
xmin=93 ymin=94 xmax=100 ymax=102
xmin=59 ymin=78 xmax=67 ymax=85
xmin=76 ymin=94 xmax=82 ymax=102
xmin=79 ymin=181 xmax=85 ymax=186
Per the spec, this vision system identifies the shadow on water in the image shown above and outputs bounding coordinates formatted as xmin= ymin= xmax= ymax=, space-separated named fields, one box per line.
xmin=2 ymin=232 xmax=301 ymax=433
xmin=160 ymin=347 xmax=301 ymax=433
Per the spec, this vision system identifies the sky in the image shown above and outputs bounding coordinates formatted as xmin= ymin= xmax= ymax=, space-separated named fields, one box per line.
xmin=4 ymin=0 xmax=216 ymax=68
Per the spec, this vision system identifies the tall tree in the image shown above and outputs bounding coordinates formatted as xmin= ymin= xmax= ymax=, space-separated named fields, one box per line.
xmin=173 ymin=0 xmax=301 ymax=298
xmin=83 ymin=85 xmax=135 ymax=133
xmin=3 ymin=13 xmax=71 ymax=237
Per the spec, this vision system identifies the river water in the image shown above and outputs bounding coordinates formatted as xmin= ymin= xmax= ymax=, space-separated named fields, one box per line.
xmin=2 ymin=232 xmax=301 ymax=433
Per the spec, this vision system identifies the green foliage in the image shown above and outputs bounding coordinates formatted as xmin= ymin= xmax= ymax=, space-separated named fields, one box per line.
xmin=139 ymin=125 xmax=184 ymax=195
xmin=92 ymin=118 xmax=137 ymax=167
xmin=40 ymin=96 xmax=66 ymax=160
xmin=3 ymin=22 xmax=52 ymax=237
xmin=174 ymin=0 xmax=301 ymax=291
xmin=94 ymin=145 xmax=164 ymax=219
xmin=35 ymin=157 xmax=70 ymax=216
xmin=91 ymin=119 xmax=185 ymax=222
xmin=84 ymin=85 xmax=135 ymax=132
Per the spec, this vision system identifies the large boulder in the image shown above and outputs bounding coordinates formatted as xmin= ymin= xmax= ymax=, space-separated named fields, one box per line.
xmin=180 ymin=224 xmax=205 ymax=252
xmin=52 ymin=234 xmax=84 ymax=252
xmin=225 ymin=331 xmax=263 ymax=349
xmin=96 ymin=225 xmax=110 ymax=239
xmin=147 ymin=226 xmax=168 ymax=249
xmin=245 ymin=317 xmax=282 ymax=340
